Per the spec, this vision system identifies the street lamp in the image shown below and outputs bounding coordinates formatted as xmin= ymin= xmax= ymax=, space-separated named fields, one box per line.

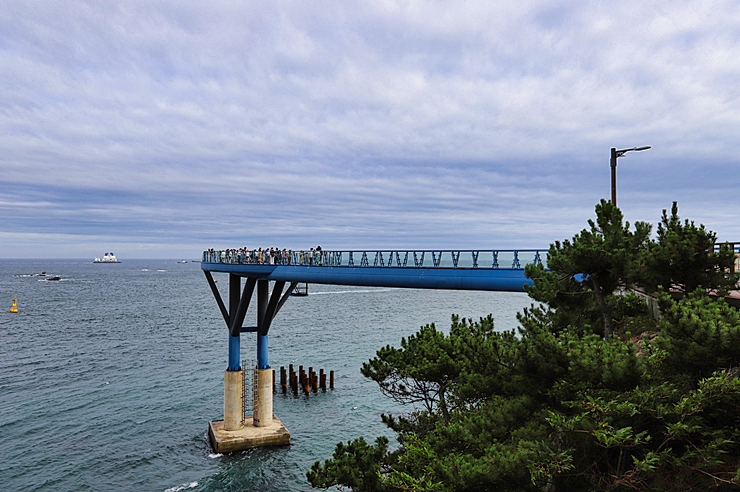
xmin=610 ymin=145 xmax=651 ymax=206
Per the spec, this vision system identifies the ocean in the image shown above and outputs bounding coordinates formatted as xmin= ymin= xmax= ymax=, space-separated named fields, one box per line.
xmin=0 ymin=259 xmax=532 ymax=491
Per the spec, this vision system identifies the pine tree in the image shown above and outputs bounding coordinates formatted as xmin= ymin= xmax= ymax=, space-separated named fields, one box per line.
xmin=641 ymin=201 xmax=737 ymax=295
xmin=525 ymin=199 xmax=651 ymax=337
xmin=308 ymin=202 xmax=740 ymax=492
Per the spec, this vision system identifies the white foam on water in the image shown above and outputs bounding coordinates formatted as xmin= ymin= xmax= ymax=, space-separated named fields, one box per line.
xmin=309 ymin=288 xmax=395 ymax=295
xmin=164 ymin=481 xmax=198 ymax=492
xmin=156 ymin=269 xmax=166 ymax=272
xmin=208 ymin=453 xmax=222 ymax=458
xmin=141 ymin=269 xmax=149 ymax=271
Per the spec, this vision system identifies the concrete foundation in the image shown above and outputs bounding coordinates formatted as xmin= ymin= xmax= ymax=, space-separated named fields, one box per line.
xmin=210 ymin=367 xmax=290 ymax=453
xmin=208 ymin=416 xmax=290 ymax=453
xmin=223 ymin=370 xmax=244 ymax=431
xmin=252 ymin=368 xmax=273 ymax=427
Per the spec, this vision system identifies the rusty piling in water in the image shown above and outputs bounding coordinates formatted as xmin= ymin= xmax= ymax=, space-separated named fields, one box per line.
xmin=280 ymin=366 xmax=287 ymax=394
xmin=274 ymin=363 xmax=335 ymax=395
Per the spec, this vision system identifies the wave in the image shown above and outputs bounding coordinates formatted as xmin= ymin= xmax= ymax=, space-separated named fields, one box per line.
xmin=165 ymin=482 xmax=198 ymax=492
xmin=309 ymin=288 xmax=396 ymax=295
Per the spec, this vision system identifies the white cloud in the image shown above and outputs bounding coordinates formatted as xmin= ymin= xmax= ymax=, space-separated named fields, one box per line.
xmin=1 ymin=0 xmax=738 ymax=257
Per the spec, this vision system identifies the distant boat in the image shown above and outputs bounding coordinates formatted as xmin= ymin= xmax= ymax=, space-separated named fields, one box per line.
xmin=177 ymin=260 xmax=187 ymax=263
xmin=291 ymin=283 xmax=309 ymax=296
xmin=94 ymin=253 xmax=120 ymax=263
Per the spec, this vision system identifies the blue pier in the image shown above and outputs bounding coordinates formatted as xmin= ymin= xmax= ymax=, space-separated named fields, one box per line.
xmin=203 ymin=249 xmax=542 ymax=291
xmin=203 ymin=248 xmax=544 ymax=451
xmin=203 ymin=248 xmax=544 ymax=371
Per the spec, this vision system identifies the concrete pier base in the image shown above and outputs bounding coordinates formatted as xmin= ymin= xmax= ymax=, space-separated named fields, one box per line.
xmin=223 ymin=370 xmax=244 ymax=431
xmin=208 ymin=415 xmax=290 ymax=453
xmin=253 ymin=368 xmax=273 ymax=427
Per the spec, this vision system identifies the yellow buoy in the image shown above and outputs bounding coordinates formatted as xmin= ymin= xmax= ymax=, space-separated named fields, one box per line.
xmin=9 ymin=296 xmax=18 ymax=313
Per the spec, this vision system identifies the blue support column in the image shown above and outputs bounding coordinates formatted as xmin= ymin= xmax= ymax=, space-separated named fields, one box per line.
xmin=228 ymin=334 xmax=241 ymax=371
xmin=257 ymin=333 xmax=269 ymax=369
xmin=227 ymin=273 xmax=241 ymax=371
xmin=257 ymin=280 xmax=270 ymax=369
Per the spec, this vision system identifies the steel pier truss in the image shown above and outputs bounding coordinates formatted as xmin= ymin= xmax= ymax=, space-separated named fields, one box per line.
xmin=204 ymin=249 xmax=543 ymax=370
xmin=202 ymin=249 xmax=543 ymax=292
xmin=205 ymin=273 xmax=298 ymax=370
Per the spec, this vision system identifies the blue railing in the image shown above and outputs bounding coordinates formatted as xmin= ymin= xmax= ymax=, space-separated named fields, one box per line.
xmin=714 ymin=242 xmax=740 ymax=254
xmin=202 ymin=249 xmax=546 ymax=270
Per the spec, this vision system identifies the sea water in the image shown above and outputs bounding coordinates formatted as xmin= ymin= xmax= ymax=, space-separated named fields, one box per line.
xmin=0 ymin=259 xmax=531 ymax=491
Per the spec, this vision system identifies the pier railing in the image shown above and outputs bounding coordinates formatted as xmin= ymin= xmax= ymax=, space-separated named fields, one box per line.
xmin=714 ymin=242 xmax=740 ymax=274
xmin=202 ymin=249 xmax=546 ymax=269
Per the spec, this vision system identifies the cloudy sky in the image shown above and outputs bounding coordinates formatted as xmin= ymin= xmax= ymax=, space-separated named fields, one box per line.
xmin=1 ymin=1 xmax=738 ymax=258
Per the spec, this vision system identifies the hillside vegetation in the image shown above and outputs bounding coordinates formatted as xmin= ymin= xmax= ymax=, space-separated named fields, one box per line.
xmin=308 ymin=201 xmax=740 ymax=492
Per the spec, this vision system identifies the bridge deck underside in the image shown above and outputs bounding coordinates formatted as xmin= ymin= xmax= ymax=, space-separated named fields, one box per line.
xmin=201 ymin=264 xmax=533 ymax=292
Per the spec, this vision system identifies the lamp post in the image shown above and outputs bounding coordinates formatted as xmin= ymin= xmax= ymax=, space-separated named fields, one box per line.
xmin=610 ymin=146 xmax=651 ymax=207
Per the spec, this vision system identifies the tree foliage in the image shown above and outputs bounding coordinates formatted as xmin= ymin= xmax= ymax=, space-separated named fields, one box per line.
xmin=642 ymin=201 xmax=737 ymax=295
xmin=308 ymin=202 xmax=740 ymax=492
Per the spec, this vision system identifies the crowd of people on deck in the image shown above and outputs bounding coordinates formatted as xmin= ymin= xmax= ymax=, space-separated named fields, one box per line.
xmin=204 ymin=246 xmax=326 ymax=265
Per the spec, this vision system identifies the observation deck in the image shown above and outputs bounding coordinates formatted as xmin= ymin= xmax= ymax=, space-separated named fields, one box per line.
xmin=201 ymin=249 xmax=546 ymax=292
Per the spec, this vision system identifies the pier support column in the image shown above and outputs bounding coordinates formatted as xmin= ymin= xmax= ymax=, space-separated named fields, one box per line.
xmin=253 ymin=368 xmax=273 ymax=427
xmin=223 ymin=370 xmax=244 ymax=431
xmin=207 ymin=275 xmax=290 ymax=452
xmin=254 ymin=281 xmax=274 ymax=427
xmin=223 ymin=274 xmax=243 ymax=431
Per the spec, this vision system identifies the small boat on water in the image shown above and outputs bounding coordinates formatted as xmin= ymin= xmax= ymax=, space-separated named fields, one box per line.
xmin=94 ymin=252 xmax=120 ymax=263
xmin=291 ymin=283 xmax=309 ymax=296
xmin=177 ymin=260 xmax=187 ymax=263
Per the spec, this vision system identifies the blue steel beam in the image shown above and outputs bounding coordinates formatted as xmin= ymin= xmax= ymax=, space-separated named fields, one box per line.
xmin=202 ymin=264 xmax=534 ymax=292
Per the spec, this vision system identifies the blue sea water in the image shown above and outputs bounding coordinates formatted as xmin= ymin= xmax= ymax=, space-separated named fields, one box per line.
xmin=0 ymin=259 xmax=532 ymax=491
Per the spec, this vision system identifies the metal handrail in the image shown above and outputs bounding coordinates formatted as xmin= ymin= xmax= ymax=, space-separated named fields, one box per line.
xmin=202 ymin=249 xmax=547 ymax=270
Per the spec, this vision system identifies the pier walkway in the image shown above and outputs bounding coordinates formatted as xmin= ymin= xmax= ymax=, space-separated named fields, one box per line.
xmin=201 ymin=248 xmax=545 ymax=292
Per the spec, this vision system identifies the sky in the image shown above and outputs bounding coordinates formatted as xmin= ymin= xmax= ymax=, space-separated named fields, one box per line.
xmin=1 ymin=0 xmax=739 ymax=259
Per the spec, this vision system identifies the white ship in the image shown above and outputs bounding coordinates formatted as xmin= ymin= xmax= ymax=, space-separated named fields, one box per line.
xmin=94 ymin=252 xmax=120 ymax=263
